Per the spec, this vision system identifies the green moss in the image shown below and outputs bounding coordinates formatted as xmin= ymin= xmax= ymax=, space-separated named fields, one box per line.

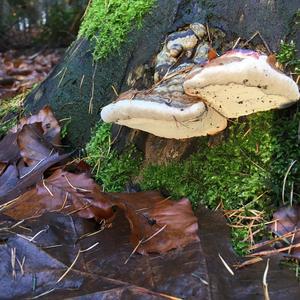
xmin=231 ymin=228 xmax=250 ymax=256
xmin=85 ymin=122 xmax=142 ymax=191
xmin=79 ymin=0 xmax=156 ymax=60
xmin=277 ymin=40 xmax=300 ymax=75
xmin=0 ymin=92 xmax=27 ymax=137
xmin=140 ymin=109 xmax=300 ymax=210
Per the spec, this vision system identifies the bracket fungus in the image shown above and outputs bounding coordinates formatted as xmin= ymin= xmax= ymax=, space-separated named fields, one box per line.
xmin=101 ymin=26 xmax=299 ymax=140
xmin=184 ymin=49 xmax=300 ymax=118
xmin=154 ymin=23 xmax=207 ymax=82
xmin=101 ymin=74 xmax=227 ymax=139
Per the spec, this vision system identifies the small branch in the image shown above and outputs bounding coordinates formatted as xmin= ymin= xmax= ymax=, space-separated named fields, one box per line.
xmin=263 ymin=259 xmax=270 ymax=300
xmin=218 ymin=253 xmax=234 ymax=276
xmin=282 ymin=160 xmax=297 ymax=205
xmin=56 ymin=242 xmax=99 ymax=284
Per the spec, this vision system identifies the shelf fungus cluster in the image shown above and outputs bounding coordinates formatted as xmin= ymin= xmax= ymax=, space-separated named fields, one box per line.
xmin=101 ymin=26 xmax=299 ymax=139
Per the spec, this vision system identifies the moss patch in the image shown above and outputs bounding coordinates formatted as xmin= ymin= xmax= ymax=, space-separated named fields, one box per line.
xmin=140 ymin=109 xmax=300 ymax=210
xmin=79 ymin=0 xmax=156 ymax=60
xmin=85 ymin=122 xmax=142 ymax=191
xmin=277 ymin=40 xmax=300 ymax=75
xmin=0 ymin=92 xmax=28 ymax=137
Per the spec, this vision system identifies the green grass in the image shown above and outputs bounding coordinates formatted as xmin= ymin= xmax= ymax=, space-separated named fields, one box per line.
xmin=79 ymin=0 xmax=156 ymax=60
xmin=85 ymin=122 xmax=142 ymax=191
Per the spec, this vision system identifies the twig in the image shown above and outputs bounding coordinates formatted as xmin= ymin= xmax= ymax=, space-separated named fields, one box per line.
xmin=16 ymin=256 xmax=26 ymax=276
xmin=57 ymin=67 xmax=67 ymax=88
xmin=234 ymin=257 xmax=263 ymax=269
xmin=56 ymin=242 xmax=99 ymax=284
xmin=124 ymin=224 xmax=167 ymax=264
xmin=124 ymin=240 xmax=142 ymax=265
xmin=192 ymin=273 xmax=209 ymax=285
xmin=11 ymin=247 xmax=16 ymax=279
xmin=241 ymin=31 xmax=272 ymax=54
xmin=263 ymin=259 xmax=270 ymax=300
xmin=218 ymin=253 xmax=234 ymax=276
xmin=240 ymin=149 xmax=266 ymax=172
xmin=50 ymin=192 xmax=69 ymax=213
xmin=29 ymin=227 xmax=48 ymax=242
xmin=78 ymin=221 xmax=106 ymax=241
xmin=64 ymin=175 xmax=91 ymax=192
xmin=232 ymin=37 xmax=241 ymax=49
xmin=42 ymin=179 xmax=53 ymax=196
xmin=111 ymin=85 xmax=119 ymax=97
xmin=41 ymin=244 xmax=63 ymax=249
xmin=110 ymin=125 xmax=123 ymax=145
xmin=19 ymin=160 xmax=44 ymax=179
xmin=67 ymin=204 xmax=91 ymax=215
xmin=88 ymin=63 xmax=98 ymax=114
xmin=80 ymin=0 xmax=92 ymax=21
xmin=248 ymin=228 xmax=300 ymax=251
xmin=68 ymin=38 xmax=84 ymax=60
xmin=290 ymin=182 xmax=294 ymax=207
xmin=206 ymin=23 xmax=212 ymax=45
xmin=0 ymin=198 xmax=21 ymax=212
xmin=142 ymin=224 xmax=167 ymax=244
xmin=288 ymin=232 xmax=296 ymax=255
xmin=30 ymin=288 xmax=56 ymax=299
xmin=282 ymin=160 xmax=297 ymax=204
xmin=9 ymin=219 xmax=25 ymax=229
xmin=249 ymin=241 xmax=300 ymax=257
xmin=79 ymin=74 xmax=85 ymax=99
xmin=157 ymin=293 xmax=183 ymax=300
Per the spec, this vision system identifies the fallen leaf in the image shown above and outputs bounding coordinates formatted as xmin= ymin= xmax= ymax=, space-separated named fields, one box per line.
xmin=111 ymin=192 xmax=199 ymax=254
xmin=17 ymin=123 xmax=56 ymax=166
xmin=0 ymin=50 xmax=61 ymax=100
xmin=1 ymin=208 xmax=299 ymax=299
xmin=0 ymin=162 xmax=6 ymax=176
xmin=11 ymin=106 xmax=61 ymax=145
xmin=269 ymin=205 xmax=300 ymax=258
xmin=0 ymin=152 xmax=69 ymax=203
xmin=3 ymin=169 xmax=114 ymax=220
xmin=0 ymin=132 xmax=20 ymax=164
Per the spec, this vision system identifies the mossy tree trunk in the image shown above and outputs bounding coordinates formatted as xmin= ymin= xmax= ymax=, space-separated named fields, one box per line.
xmin=24 ymin=0 xmax=299 ymax=147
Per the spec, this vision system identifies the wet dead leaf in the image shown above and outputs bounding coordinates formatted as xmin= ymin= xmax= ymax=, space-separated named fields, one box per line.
xmin=0 ymin=50 xmax=61 ymax=100
xmin=0 ymin=132 xmax=20 ymax=164
xmin=3 ymin=169 xmax=114 ymax=221
xmin=111 ymin=192 xmax=199 ymax=254
xmin=11 ymin=106 xmax=61 ymax=145
xmin=1 ymin=208 xmax=299 ymax=299
xmin=0 ymin=152 xmax=69 ymax=203
xmin=270 ymin=205 xmax=300 ymax=258
xmin=17 ymin=123 xmax=56 ymax=166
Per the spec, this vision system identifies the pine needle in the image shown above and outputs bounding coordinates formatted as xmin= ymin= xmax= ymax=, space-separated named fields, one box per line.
xmin=263 ymin=259 xmax=270 ymax=300
xmin=56 ymin=242 xmax=99 ymax=284
xmin=218 ymin=253 xmax=234 ymax=276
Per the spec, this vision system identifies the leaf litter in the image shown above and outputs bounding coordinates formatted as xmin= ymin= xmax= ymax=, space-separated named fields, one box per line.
xmin=0 ymin=107 xmax=300 ymax=299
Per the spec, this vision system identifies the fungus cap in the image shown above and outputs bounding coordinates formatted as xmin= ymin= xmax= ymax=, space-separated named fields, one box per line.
xmin=101 ymin=92 xmax=227 ymax=139
xmin=184 ymin=49 xmax=300 ymax=118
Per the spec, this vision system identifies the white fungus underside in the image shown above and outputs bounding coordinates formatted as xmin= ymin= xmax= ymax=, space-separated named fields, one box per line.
xmin=116 ymin=107 xmax=227 ymax=139
xmin=101 ymin=99 xmax=206 ymax=123
xmin=184 ymin=55 xmax=300 ymax=101
xmin=195 ymin=83 xmax=298 ymax=118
